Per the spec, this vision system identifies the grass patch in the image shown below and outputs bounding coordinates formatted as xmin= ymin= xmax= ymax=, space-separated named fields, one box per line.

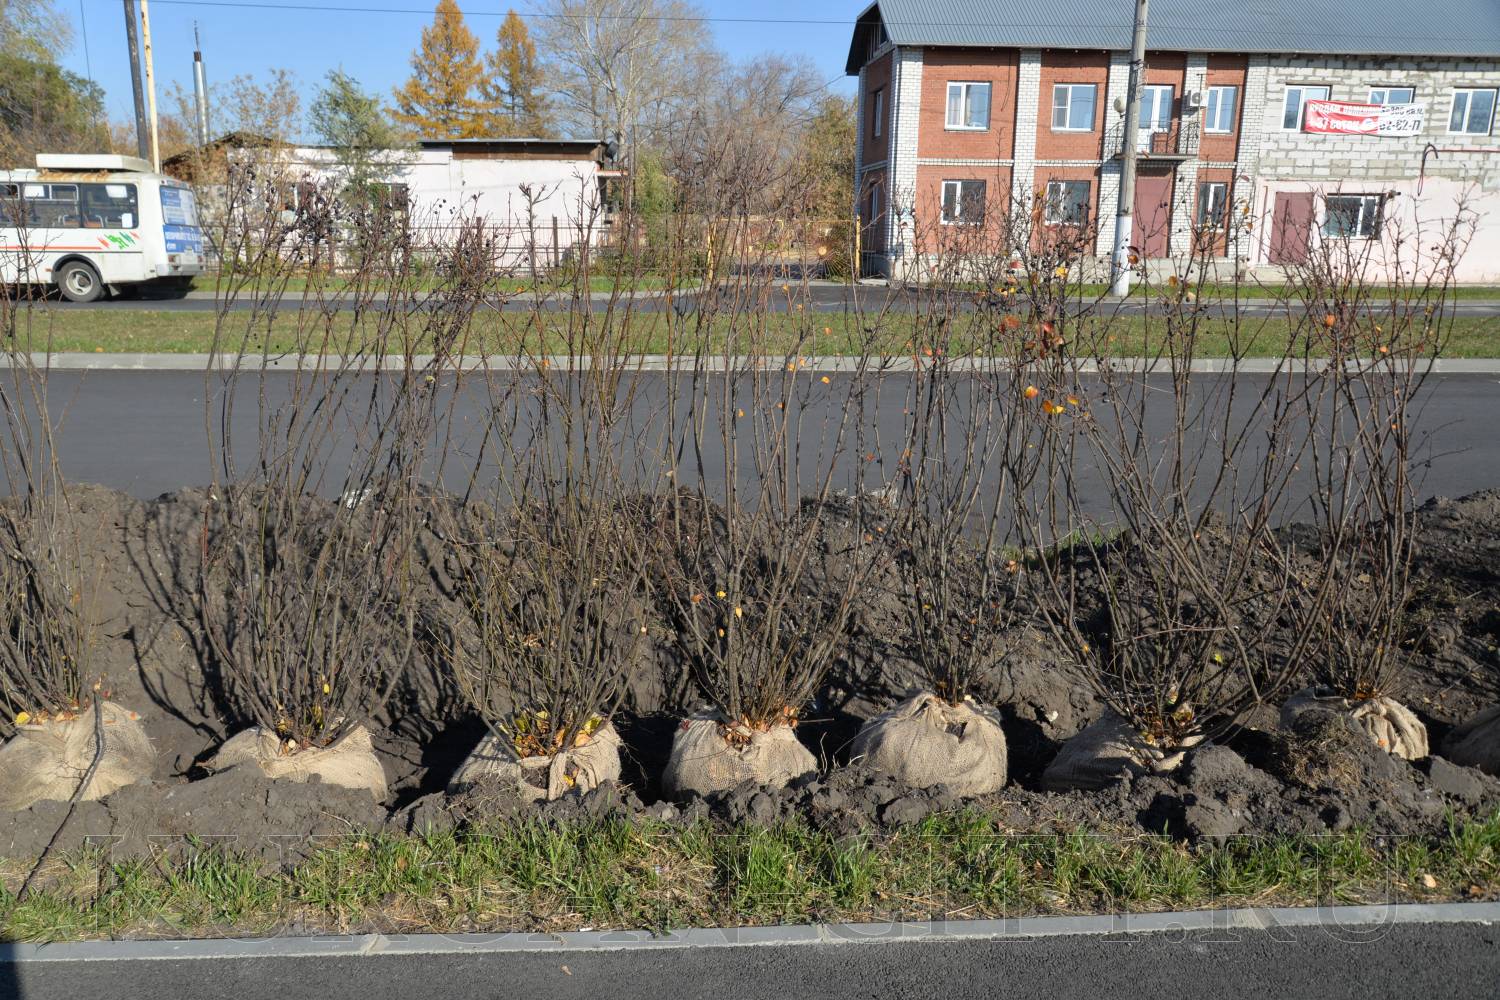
xmin=1 ymin=809 xmax=1496 ymax=942
xmin=9 ymin=306 xmax=1500 ymax=358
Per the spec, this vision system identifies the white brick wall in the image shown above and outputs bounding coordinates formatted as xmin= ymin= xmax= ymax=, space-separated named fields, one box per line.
xmin=1254 ymin=56 xmax=1500 ymax=187
xmin=886 ymin=46 xmax=924 ymax=276
xmin=1012 ymin=50 xmax=1042 ymax=211
xmin=1095 ymin=51 xmax=1133 ymax=255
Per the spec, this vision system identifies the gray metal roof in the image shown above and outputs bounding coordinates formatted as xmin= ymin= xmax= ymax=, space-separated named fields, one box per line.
xmin=846 ymin=0 xmax=1500 ymax=73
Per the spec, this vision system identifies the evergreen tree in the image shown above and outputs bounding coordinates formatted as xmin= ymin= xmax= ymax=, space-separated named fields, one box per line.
xmin=481 ymin=10 xmax=550 ymax=137
xmin=391 ymin=0 xmax=494 ymax=138
xmin=313 ymin=69 xmax=406 ymax=194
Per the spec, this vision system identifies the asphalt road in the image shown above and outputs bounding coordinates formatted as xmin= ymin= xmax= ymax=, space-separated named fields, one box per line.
xmin=4 ymin=909 xmax=1498 ymax=1000
xmin=33 ymin=283 xmax=1500 ymax=317
xmin=8 ymin=369 xmax=1499 ymax=511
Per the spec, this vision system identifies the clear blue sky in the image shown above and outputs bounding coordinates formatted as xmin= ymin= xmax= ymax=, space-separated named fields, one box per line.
xmin=56 ymin=0 xmax=865 ymax=135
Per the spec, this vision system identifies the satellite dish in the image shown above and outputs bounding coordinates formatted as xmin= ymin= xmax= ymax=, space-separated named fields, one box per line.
xmin=1113 ymin=96 xmax=1126 ymax=114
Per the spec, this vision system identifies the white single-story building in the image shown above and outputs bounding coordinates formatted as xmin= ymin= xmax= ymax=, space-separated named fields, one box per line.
xmin=167 ymin=135 xmax=622 ymax=271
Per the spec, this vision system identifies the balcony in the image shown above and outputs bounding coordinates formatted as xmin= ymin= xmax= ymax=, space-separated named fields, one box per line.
xmin=1106 ymin=119 xmax=1200 ymax=160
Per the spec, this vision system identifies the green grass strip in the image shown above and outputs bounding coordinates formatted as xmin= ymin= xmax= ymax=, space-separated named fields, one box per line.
xmin=3 ymin=809 xmax=1496 ymax=943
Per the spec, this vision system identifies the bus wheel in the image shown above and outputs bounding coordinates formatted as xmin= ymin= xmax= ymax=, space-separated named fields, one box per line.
xmin=56 ymin=261 xmax=104 ymax=303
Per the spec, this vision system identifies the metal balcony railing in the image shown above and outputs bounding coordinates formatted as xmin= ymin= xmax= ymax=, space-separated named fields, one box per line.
xmin=1105 ymin=119 xmax=1201 ymax=159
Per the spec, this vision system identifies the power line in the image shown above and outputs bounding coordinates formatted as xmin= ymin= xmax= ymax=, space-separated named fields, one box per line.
xmin=80 ymin=0 xmax=1489 ymax=48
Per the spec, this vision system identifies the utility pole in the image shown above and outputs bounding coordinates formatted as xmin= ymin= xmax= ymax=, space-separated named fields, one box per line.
xmin=140 ymin=0 xmax=161 ymax=171
xmin=193 ymin=22 xmax=211 ymax=146
xmin=1110 ymin=0 xmax=1150 ymax=297
xmin=122 ymin=0 xmax=149 ymax=161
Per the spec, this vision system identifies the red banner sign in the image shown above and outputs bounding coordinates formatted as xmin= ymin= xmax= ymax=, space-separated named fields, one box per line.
xmin=1303 ymin=100 xmax=1426 ymax=137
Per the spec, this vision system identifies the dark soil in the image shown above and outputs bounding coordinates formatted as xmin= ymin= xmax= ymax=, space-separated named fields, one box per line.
xmin=1 ymin=485 xmax=1498 ymax=866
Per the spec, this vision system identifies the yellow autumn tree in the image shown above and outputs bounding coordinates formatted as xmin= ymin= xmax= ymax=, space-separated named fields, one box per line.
xmin=392 ymin=0 xmax=494 ymax=138
xmin=480 ymin=10 xmax=550 ymax=137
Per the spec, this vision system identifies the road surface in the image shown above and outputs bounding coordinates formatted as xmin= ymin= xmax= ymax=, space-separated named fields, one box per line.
xmin=3 ymin=905 xmax=1498 ymax=1000
xmin=6 ymin=368 xmax=1499 ymax=510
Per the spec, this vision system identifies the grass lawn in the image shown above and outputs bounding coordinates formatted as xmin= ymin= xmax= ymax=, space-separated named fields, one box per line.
xmin=3 ymin=809 xmax=1497 ymax=942
xmin=9 ymin=304 xmax=1500 ymax=358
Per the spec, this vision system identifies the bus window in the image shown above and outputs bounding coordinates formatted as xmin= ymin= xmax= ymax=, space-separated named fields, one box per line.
xmin=0 ymin=183 xmax=19 ymax=225
xmin=79 ymin=182 xmax=139 ymax=228
xmin=22 ymin=183 xmax=82 ymax=229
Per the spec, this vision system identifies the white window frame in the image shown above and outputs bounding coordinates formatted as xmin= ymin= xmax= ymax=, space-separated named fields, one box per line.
xmin=1051 ymin=83 xmax=1097 ymax=132
xmin=1323 ymin=193 xmax=1385 ymax=240
xmin=868 ymin=185 xmax=881 ymax=226
xmin=940 ymin=179 xmax=986 ymax=225
xmin=1196 ymin=182 xmax=1228 ymax=229
xmin=1042 ymin=180 xmax=1090 ymax=226
xmin=1204 ymin=85 xmax=1237 ymax=133
xmin=871 ymin=88 xmax=884 ymax=140
xmin=1449 ymin=88 xmax=1497 ymax=135
xmin=1139 ymin=85 xmax=1175 ymax=132
xmin=1283 ymin=84 xmax=1330 ymax=131
xmin=945 ymin=81 xmax=992 ymax=131
xmin=1369 ymin=86 xmax=1415 ymax=106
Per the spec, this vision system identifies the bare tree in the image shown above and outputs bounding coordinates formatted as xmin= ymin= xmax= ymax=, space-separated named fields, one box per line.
xmin=534 ymin=0 xmax=721 ymax=168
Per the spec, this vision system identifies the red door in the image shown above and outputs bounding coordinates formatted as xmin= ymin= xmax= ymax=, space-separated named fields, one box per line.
xmin=1133 ymin=170 xmax=1173 ymax=259
xmin=1269 ymin=191 xmax=1315 ymax=265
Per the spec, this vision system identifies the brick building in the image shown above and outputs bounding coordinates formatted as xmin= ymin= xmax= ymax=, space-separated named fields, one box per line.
xmin=846 ymin=0 xmax=1500 ymax=282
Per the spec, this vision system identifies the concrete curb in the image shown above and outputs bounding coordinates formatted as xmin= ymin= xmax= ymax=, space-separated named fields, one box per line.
xmin=4 ymin=902 xmax=1498 ymax=964
xmin=10 ymin=353 xmax=1500 ymax=374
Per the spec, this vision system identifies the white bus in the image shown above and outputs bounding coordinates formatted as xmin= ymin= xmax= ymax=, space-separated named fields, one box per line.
xmin=1 ymin=153 xmax=206 ymax=302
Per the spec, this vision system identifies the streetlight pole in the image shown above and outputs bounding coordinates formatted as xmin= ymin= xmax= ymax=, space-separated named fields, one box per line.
xmin=1110 ymin=0 xmax=1150 ymax=297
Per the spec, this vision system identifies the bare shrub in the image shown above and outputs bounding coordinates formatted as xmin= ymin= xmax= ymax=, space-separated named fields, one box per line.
xmin=891 ymin=199 xmax=1084 ymax=705
xmin=1284 ymin=202 xmax=1468 ymax=702
xmin=195 ymin=182 xmax=469 ymax=750
xmin=0 ymin=262 xmax=99 ymax=736
xmin=1019 ymin=230 xmax=1333 ymax=753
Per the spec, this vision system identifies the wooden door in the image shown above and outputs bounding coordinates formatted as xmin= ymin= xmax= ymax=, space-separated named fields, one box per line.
xmin=1268 ymin=191 xmax=1315 ymax=265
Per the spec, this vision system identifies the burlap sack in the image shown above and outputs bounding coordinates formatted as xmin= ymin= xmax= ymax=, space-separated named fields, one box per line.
xmin=663 ymin=711 xmax=817 ymax=798
xmin=0 ymin=702 xmax=154 ymax=812
xmin=1041 ymin=711 xmax=1203 ymax=791
xmin=449 ymin=722 xmax=623 ymax=802
xmin=210 ymin=724 xmax=387 ymax=799
xmin=848 ymin=691 xmax=1008 ymax=796
xmin=1280 ymin=686 xmax=1429 ymax=760
xmin=1440 ymin=706 xmax=1500 ymax=776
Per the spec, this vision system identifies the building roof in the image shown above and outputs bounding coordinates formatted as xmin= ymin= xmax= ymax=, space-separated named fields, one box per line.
xmin=846 ymin=0 xmax=1500 ymax=73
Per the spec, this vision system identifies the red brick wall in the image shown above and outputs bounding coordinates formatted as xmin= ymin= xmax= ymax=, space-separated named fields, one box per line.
xmin=917 ymin=48 xmax=1020 ymax=160
xmin=1191 ymin=166 xmax=1238 ymax=256
xmin=1200 ymin=54 xmax=1248 ymax=163
xmin=1036 ymin=51 xmax=1111 ymax=160
xmin=913 ymin=163 xmax=1013 ymax=252
xmin=861 ymin=52 xmax=893 ymax=166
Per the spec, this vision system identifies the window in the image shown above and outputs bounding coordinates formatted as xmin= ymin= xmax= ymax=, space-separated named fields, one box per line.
xmin=18 ymin=182 xmax=82 ymax=229
xmin=1139 ymin=85 xmax=1174 ymax=132
xmin=1369 ymin=86 xmax=1415 ymax=105
xmin=946 ymin=82 xmax=991 ymax=130
xmin=1450 ymin=88 xmax=1497 ymax=134
xmin=941 ymin=179 xmax=986 ymax=224
xmin=1324 ymin=194 xmax=1385 ymax=239
xmin=869 ymin=185 xmax=882 ymax=225
xmin=871 ymin=88 xmax=885 ymax=140
xmin=1204 ymin=86 xmax=1237 ymax=133
xmin=1283 ymin=84 xmax=1330 ymax=130
xmin=1051 ymin=83 xmax=1097 ymax=131
xmin=1197 ymin=182 xmax=1228 ymax=229
xmin=1043 ymin=180 xmax=1090 ymax=225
